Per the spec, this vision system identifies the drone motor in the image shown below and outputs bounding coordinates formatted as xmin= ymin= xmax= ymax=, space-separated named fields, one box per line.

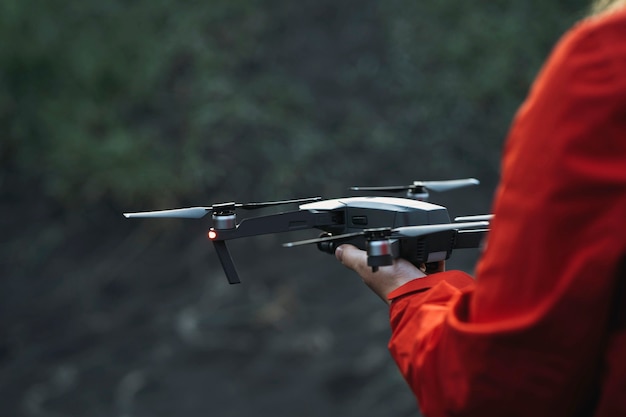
xmin=365 ymin=228 xmax=397 ymax=271
xmin=212 ymin=213 xmax=236 ymax=230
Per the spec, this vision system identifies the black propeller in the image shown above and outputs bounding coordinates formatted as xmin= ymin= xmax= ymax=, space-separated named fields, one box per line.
xmin=350 ymin=178 xmax=479 ymax=194
xmin=454 ymin=214 xmax=494 ymax=222
xmin=283 ymin=220 xmax=490 ymax=248
xmin=123 ymin=197 xmax=322 ymax=219
xmin=284 ymin=220 xmax=489 ymax=272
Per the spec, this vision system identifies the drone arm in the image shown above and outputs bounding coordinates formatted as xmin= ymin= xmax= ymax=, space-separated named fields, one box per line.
xmin=453 ymin=229 xmax=489 ymax=249
xmin=215 ymin=210 xmax=338 ymax=240
xmin=212 ymin=240 xmax=241 ymax=284
xmin=394 ymin=227 xmax=489 ymax=268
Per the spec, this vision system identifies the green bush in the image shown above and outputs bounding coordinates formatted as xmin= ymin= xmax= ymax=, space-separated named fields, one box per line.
xmin=1 ymin=0 xmax=588 ymax=207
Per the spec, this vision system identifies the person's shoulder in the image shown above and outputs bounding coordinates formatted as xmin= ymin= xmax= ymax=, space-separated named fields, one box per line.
xmin=547 ymin=7 xmax=626 ymax=74
xmin=567 ymin=7 xmax=626 ymax=44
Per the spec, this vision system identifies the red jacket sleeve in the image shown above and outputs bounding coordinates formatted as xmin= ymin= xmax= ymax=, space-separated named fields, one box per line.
xmin=387 ymin=11 xmax=626 ymax=417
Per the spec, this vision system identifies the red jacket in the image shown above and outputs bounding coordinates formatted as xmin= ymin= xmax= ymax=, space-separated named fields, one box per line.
xmin=387 ymin=10 xmax=626 ymax=417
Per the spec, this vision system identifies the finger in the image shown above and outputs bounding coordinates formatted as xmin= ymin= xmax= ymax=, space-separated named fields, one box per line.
xmin=335 ymin=244 xmax=368 ymax=272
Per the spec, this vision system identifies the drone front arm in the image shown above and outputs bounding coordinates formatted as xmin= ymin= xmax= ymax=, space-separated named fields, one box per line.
xmin=209 ymin=209 xmax=340 ymax=284
xmin=453 ymin=229 xmax=489 ymax=249
xmin=207 ymin=209 xmax=341 ymax=284
xmin=210 ymin=209 xmax=339 ymax=241
xmin=395 ymin=227 xmax=489 ymax=268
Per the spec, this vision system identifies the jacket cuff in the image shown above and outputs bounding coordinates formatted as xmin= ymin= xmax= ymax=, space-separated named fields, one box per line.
xmin=387 ymin=270 xmax=475 ymax=301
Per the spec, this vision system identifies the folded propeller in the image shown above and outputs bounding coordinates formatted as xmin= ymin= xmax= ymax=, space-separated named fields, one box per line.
xmin=351 ymin=178 xmax=479 ymax=200
xmin=123 ymin=197 xmax=322 ymax=219
xmin=284 ymin=220 xmax=490 ymax=271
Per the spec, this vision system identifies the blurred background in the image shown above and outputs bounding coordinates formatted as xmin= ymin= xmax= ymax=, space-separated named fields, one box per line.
xmin=1 ymin=0 xmax=589 ymax=416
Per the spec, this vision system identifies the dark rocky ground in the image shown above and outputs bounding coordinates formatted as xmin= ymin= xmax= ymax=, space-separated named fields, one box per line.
xmin=1 ymin=180 xmax=489 ymax=417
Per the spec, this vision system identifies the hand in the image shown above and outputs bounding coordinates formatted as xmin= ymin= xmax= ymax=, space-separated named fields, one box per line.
xmin=335 ymin=244 xmax=429 ymax=305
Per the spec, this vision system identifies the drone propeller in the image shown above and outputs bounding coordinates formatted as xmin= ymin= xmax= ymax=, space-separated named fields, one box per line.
xmin=350 ymin=178 xmax=479 ymax=193
xmin=124 ymin=207 xmax=211 ymax=219
xmin=454 ymin=214 xmax=494 ymax=222
xmin=282 ymin=231 xmax=365 ymax=248
xmin=283 ymin=221 xmax=489 ymax=248
xmin=391 ymin=221 xmax=489 ymax=237
xmin=123 ymin=196 xmax=322 ymax=219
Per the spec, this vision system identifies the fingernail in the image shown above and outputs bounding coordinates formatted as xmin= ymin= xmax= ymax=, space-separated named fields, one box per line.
xmin=335 ymin=245 xmax=343 ymax=261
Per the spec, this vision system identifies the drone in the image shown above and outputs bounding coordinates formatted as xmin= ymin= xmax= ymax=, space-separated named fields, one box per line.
xmin=124 ymin=178 xmax=491 ymax=284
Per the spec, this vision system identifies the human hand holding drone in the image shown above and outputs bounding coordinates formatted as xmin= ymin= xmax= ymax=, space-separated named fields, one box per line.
xmin=123 ymin=178 xmax=491 ymax=284
xmin=334 ymin=244 xmax=432 ymax=305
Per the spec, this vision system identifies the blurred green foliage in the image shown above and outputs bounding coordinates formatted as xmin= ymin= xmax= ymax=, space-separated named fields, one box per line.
xmin=1 ymin=0 xmax=588 ymax=207
xmin=0 ymin=4 xmax=595 ymax=415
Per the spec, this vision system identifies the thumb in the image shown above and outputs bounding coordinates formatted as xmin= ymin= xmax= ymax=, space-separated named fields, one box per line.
xmin=335 ymin=244 xmax=368 ymax=272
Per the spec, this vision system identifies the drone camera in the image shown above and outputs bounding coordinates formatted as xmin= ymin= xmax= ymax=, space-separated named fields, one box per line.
xmin=317 ymin=240 xmax=336 ymax=254
xmin=314 ymin=232 xmax=343 ymax=254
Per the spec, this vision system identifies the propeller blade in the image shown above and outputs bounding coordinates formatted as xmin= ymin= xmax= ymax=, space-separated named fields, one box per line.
xmin=124 ymin=197 xmax=322 ymax=219
xmin=284 ymin=220 xmax=489 ymax=248
xmin=391 ymin=221 xmax=490 ymax=238
xmin=454 ymin=214 xmax=494 ymax=222
xmin=350 ymin=185 xmax=410 ymax=192
xmin=238 ymin=196 xmax=322 ymax=209
xmin=123 ymin=207 xmax=211 ymax=219
xmin=282 ymin=231 xmax=365 ymax=248
xmin=350 ymin=178 xmax=479 ymax=193
xmin=419 ymin=178 xmax=479 ymax=192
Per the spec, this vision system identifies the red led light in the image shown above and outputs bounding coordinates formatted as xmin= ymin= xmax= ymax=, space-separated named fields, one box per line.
xmin=208 ymin=230 xmax=218 ymax=240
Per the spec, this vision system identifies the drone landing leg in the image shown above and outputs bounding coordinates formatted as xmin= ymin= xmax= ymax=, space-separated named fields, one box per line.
xmin=212 ymin=240 xmax=241 ymax=284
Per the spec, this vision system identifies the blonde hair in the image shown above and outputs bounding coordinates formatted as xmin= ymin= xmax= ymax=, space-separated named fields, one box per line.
xmin=590 ymin=0 xmax=626 ymax=15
